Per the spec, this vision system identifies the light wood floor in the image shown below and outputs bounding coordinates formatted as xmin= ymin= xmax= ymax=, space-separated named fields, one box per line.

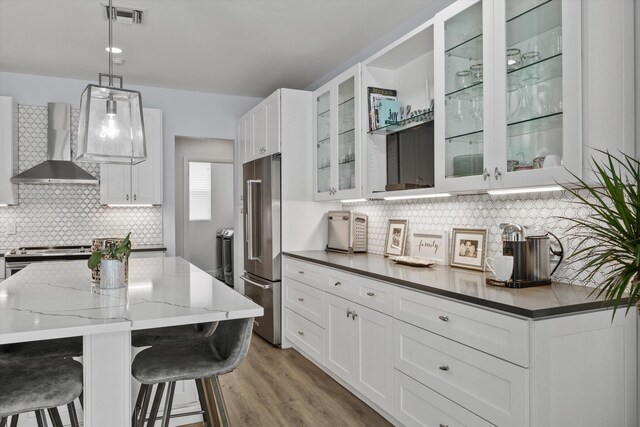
xmin=180 ymin=333 xmax=391 ymax=427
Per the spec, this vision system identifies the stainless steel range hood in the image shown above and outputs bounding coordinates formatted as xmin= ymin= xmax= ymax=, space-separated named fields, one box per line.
xmin=11 ymin=103 xmax=99 ymax=185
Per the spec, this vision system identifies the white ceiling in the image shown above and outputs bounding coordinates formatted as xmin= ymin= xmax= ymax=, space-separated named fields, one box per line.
xmin=0 ymin=0 xmax=451 ymax=98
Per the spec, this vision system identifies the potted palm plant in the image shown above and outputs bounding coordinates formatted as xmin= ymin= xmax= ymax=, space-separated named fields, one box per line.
xmin=88 ymin=233 xmax=132 ymax=289
xmin=561 ymin=150 xmax=639 ymax=314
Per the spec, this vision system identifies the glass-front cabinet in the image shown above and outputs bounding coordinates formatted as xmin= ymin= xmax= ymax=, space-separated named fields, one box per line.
xmin=493 ymin=0 xmax=581 ymax=188
xmin=313 ymin=64 xmax=361 ymax=201
xmin=436 ymin=0 xmax=581 ymax=192
xmin=435 ymin=0 xmax=492 ymax=192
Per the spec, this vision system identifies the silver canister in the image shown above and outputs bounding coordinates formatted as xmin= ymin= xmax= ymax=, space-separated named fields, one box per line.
xmin=526 ymin=235 xmax=552 ymax=283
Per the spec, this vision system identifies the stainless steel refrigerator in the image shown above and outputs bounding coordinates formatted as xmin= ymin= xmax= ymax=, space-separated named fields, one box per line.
xmin=240 ymin=154 xmax=281 ymax=345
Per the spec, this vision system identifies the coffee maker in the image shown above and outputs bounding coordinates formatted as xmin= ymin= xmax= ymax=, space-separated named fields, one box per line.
xmin=500 ymin=223 xmax=564 ymax=288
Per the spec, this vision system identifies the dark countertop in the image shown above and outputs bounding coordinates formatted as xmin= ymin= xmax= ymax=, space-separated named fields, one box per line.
xmin=131 ymin=245 xmax=167 ymax=252
xmin=283 ymin=250 xmax=626 ymax=319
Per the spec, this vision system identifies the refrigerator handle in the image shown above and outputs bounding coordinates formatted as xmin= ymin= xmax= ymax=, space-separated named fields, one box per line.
xmin=246 ymin=179 xmax=262 ymax=261
xmin=240 ymin=275 xmax=272 ymax=290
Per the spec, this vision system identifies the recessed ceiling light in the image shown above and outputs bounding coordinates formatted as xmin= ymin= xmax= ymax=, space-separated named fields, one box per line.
xmin=105 ymin=46 xmax=122 ymax=54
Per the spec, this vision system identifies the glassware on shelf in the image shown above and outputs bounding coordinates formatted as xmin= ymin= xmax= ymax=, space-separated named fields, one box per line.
xmin=471 ymin=93 xmax=483 ymax=129
xmin=506 ymin=48 xmax=521 ymax=71
xmin=470 ymin=63 xmax=483 ymax=84
xmin=521 ymin=51 xmax=541 ymax=82
xmin=506 ymin=74 xmax=521 ymax=121
xmin=548 ymin=27 xmax=562 ymax=56
xmin=455 ymin=70 xmax=473 ymax=89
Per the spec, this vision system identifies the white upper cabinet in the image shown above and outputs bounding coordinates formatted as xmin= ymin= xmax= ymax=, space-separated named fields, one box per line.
xmin=0 ymin=96 xmax=18 ymax=206
xmin=435 ymin=0 xmax=582 ymax=192
xmin=313 ymin=64 xmax=362 ymax=201
xmin=362 ymin=21 xmax=437 ymax=199
xmin=100 ymin=108 xmax=163 ymax=205
xmin=249 ymin=90 xmax=280 ymax=161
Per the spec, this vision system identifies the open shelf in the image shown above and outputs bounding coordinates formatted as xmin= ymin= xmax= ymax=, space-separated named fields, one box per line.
xmin=507 ymin=111 xmax=562 ymax=137
xmin=368 ymin=110 xmax=434 ymax=135
xmin=446 ymin=81 xmax=483 ymax=99
xmin=445 ymin=128 xmax=483 ymax=143
xmin=507 ymin=0 xmax=561 ymax=46
xmin=445 ymin=33 xmax=483 ymax=60
xmin=507 ymin=53 xmax=562 ymax=85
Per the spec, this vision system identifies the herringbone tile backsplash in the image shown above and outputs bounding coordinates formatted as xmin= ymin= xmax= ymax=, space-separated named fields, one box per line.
xmin=0 ymin=105 xmax=163 ymax=250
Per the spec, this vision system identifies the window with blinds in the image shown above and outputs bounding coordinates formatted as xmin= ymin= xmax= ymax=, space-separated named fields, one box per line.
xmin=189 ymin=161 xmax=211 ymax=221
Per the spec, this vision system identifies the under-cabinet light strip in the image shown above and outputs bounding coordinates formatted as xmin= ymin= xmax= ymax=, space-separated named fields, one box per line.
xmin=106 ymin=204 xmax=154 ymax=207
xmin=341 ymin=198 xmax=367 ymax=203
xmin=487 ymin=185 xmax=563 ymax=196
xmin=0 ymin=204 xmax=8 ymax=207
xmin=383 ymin=193 xmax=452 ymax=201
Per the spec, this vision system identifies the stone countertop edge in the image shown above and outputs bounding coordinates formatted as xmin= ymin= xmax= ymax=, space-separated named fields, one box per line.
xmin=131 ymin=245 xmax=167 ymax=252
xmin=283 ymin=251 xmax=626 ymax=319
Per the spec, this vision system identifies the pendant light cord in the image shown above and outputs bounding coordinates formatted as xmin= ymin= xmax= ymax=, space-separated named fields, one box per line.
xmin=108 ymin=0 xmax=113 ymax=87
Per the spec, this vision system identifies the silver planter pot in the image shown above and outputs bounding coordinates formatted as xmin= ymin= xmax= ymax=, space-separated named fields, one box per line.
xmin=100 ymin=259 xmax=126 ymax=289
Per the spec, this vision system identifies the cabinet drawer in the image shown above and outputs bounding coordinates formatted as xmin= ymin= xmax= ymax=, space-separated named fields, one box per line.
xmin=284 ymin=308 xmax=325 ymax=364
xmin=394 ymin=370 xmax=494 ymax=427
xmin=283 ymin=277 xmax=325 ymax=327
xmin=393 ymin=286 xmax=529 ymax=367
xmin=282 ymin=257 xmax=324 ymax=290
xmin=394 ymin=320 xmax=528 ymax=427
xmin=326 ymin=269 xmax=392 ymax=315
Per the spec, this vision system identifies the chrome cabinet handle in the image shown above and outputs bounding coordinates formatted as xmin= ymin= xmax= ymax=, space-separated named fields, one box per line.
xmin=133 ymin=194 xmax=137 ymax=201
xmin=126 ymin=194 xmax=129 ymax=201
xmin=483 ymin=168 xmax=490 ymax=181
xmin=439 ymin=424 xmax=449 ymax=427
xmin=494 ymin=167 xmax=502 ymax=180
xmin=346 ymin=308 xmax=352 ymax=318
xmin=298 ymin=270 xmax=304 ymax=274
xmin=334 ymin=281 xmax=341 ymax=287
xmin=351 ymin=311 xmax=358 ymax=320
xmin=438 ymin=315 xmax=449 ymax=322
xmin=439 ymin=365 xmax=449 ymax=371
xmin=298 ymin=331 xmax=304 ymax=336
xmin=298 ymin=297 xmax=304 ymax=302
xmin=366 ymin=292 xmax=374 ymax=297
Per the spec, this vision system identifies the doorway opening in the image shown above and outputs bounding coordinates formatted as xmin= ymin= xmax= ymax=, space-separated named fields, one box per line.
xmin=175 ymin=136 xmax=234 ymax=276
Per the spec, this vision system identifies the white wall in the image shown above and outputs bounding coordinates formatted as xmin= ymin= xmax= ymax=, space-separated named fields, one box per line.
xmin=0 ymin=71 xmax=262 ymax=255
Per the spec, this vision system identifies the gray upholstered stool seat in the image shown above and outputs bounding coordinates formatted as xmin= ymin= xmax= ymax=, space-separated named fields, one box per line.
xmin=131 ymin=322 xmax=218 ymax=348
xmin=131 ymin=318 xmax=253 ymax=427
xmin=0 ymin=336 xmax=82 ymax=360
xmin=0 ymin=359 xmax=83 ymax=427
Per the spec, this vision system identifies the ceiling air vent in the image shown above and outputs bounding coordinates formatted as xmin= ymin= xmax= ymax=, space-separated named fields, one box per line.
xmin=104 ymin=4 xmax=144 ymax=24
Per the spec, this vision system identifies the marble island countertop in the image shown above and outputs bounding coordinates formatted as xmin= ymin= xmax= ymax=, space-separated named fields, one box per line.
xmin=0 ymin=257 xmax=262 ymax=344
xmin=284 ymin=250 xmax=626 ymax=318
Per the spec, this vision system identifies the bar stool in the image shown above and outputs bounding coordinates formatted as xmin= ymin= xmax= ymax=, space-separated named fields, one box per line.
xmin=132 ymin=322 xmax=218 ymax=347
xmin=0 ymin=358 xmax=83 ymax=427
xmin=0 ymin=336 xmax=82 ymax=360
xmin=131 ymin=317 xmax=254 ymax=427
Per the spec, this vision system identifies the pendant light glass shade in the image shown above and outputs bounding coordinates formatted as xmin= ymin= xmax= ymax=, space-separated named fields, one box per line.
xmin=76 ymin=84 xmax=146 ymax=164
xmin=76 ymin=0 xmax=146 ymax=165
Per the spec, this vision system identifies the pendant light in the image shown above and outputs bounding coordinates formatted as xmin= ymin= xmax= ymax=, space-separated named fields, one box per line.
xmin=76 ymin=0 xmax=146 ymax=165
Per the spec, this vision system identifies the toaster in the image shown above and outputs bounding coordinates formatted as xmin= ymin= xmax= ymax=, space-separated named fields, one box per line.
xmin=327 ymin=211 xmax=368 ymax=253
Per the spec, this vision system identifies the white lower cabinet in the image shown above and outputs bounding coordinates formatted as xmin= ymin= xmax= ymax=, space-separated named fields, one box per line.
xmin=394 ymin=370 xmax=494 ymax=427
xmin=325 ymin=293 xmax=394 ymax=414
xmin=283 ymin=307 xmax=325 ymax=364
xmin=394 ymin=319 xmax=527 ymax=427
xmin=282 ymin=256 xmax=637 ymax=427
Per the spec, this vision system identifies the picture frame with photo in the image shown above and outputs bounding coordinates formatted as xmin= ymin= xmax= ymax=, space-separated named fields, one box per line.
xmin=412 ymin=230 xmax=449 ymax=265
xmin=384 ymin=219 xmax=408 ymax=257
xmin=450 ymin=228 xmax=487 ymax=271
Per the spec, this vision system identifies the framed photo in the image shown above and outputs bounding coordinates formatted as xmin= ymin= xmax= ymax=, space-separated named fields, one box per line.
xmin=450 ymin=228 xmax=487 ymax=271
xmin=412 ymin=230 xmax=449 ymax=265
xmin=384 ymin=219 xmax=408 ymax=257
